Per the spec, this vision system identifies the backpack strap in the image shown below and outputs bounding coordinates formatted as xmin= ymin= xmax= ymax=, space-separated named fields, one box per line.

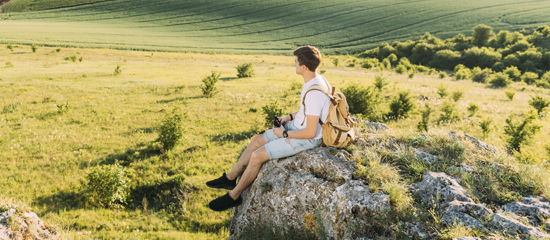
xmin=300 ymin=84 xmax=334 ymax=126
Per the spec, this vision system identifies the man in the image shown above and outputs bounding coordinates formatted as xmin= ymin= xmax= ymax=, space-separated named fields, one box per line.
xmin=206 ymin=46 xmax=331 ymax=211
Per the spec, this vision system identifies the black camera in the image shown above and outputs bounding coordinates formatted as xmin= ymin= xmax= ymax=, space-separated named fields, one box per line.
xmin=273 ymin=116 xmax=282 ymax=127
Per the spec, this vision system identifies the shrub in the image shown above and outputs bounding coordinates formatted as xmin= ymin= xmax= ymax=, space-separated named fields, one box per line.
xmin=417 ymin=104 xmax=432 ymax=132
xmin=332 ymin=58 xmax=339 ymax=67
xmin=462 ymin=47 xmax=501 ymax=69
xmin=31 ymin=44 xmax=37 ymax=53
xmin=381 ymin=58 xmax=391 ymax=70
xmin=261 ymin=102 xmax=283 ymax=128
xmin=382 ymin=181 xmax=412 ymax=212
xmin=437 ymin=86 xmax=448 ymax=98
xmin=488 ymin=72 xmax=511 ymax=88
xmin=361 ymin=58 xmax=379 ymax=69
xmin=354 ymin=155 xmax=400 ymax=192
xmin=503 ymin=66 xmax=522 ymax=82
xmin=408 ymin=72 xmax=415 ymax=79
xmin=377 ymin=42 xmax=397 ymax=59
xmin=158 ymin=112 xmax=184 ymax=152
xmin=114 ymin=65 xmax=122 ymax=75
xmin=454 ymin=67 xmax=472 ymax=80
xmin=515 ymin=49 xmax=542 ymax=72
xmin=430 ymin=49 xmax=461 ymax=69
xmin=451 ymin=91 xmax=463 ymax=102
xmin=373 ymin=75 xmax=387 ymax=91
xmin=437 ymin=101 xmax=460 ymax=124
xmin=505 ymin=91 xmax=515 ymax=101
xmin=385 ymin=92 xmax=415 ymax=120
xmin=521 ymin=72 xmax=539 ymax=85
xmin=83 ymin=164 xmax=129 ymax=208
xmin=504 ymin=113 xmax=541 ymax=153
xmin=410 ymin=42 xmax=435 ymax=64
xmin=342 ymin=84 xmax=382 ymax=121
xmin=528 ymin=96 xmax=549 ymax=117
xmin=6 ymin=44 xmax=14 ymax=52
xmin=394 ymin=64 xmax=407 ymax=74
xmin=537 ymin=71 xmax=550 ymax=88
xmin=386 ymin=53 xmax=398 ymax=66
xmin=501 ymin=40 xmax=531 ymax=56
xmin=470 ymin=67 xmax=492 ymax=83
xmin=438 ymin=72 xmax=447 ymax=79
xmin=236 ymin=63 xmax=254 ymax=78
xmin=479 ymin=118 xmax=492 ymax=138
xmin=472 ymin=24 xmax=495 ymax=46
xmin=200 ymin=71 xmax=220 ymax=97
xmin=467 ymin=103 xmax=479 ymax=117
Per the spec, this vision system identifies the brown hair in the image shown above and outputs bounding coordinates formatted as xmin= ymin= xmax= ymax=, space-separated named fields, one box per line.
xmin=293 ymin=45 xmax=322 ymax=72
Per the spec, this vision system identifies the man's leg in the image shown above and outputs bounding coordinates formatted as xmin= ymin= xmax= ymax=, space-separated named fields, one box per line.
xmin=226 ymin=133 xmax=267 ymax=180
xmin=229 ymin=147 xmax=270 ymax=199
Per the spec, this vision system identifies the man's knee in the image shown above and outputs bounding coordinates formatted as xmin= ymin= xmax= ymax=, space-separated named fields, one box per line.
xmin=249 ymin=149 xmax=269 ymax=166
xmin=251 ymin=134 xmax=266 ymax=147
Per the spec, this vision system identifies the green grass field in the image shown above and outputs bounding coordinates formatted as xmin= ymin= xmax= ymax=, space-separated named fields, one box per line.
xmin=0 ymin=44 xmax=549 ymax=239
xmin=2 ymin=0 xmax=550 ymax=54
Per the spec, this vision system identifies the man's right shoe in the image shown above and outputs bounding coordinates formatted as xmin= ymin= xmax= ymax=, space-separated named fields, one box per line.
xmin=206 ymin=172 xmax=237 ymax=190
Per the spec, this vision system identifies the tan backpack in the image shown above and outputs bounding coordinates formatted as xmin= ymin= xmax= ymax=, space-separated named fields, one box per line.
xmin=299 ymin=76 xmax=358 ymax=148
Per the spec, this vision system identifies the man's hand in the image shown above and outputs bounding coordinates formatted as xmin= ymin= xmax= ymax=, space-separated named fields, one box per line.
xmin=279 ymin=115 xmax=291 ymax=125
xmin=273 ymin=126 xmax=285 ymax=138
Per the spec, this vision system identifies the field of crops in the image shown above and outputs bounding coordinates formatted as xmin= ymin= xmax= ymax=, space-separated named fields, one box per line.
xmin=2 ymin=0 xmax=550 ymax=54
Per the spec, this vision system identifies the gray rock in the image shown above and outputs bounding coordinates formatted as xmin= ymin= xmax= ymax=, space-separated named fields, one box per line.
xmin=448 ymin=131 xmax=496 ymax=153
xmin=412 ymin=172 xmax=472 ymax=208
xmin=502 ymin=196 xmax=550 ymax=226
xmin=414 ymin=148 xmax=438 ymax=164
xmin=441 ymin=201 xmax=492 ymax=230
xmin=0 ymin=207 xmax=57 ymax=240
xmin=229 ymin=147 xmax=391 ymax=240
xmin=491 ymin=212 xmax=550 ymax=239
xmin=452 ymin=237 xmax=481 ymax=240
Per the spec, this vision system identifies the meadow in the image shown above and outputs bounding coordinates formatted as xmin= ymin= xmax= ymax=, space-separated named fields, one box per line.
xmin=0 ymin=43 xmax=549 ymax=239
xmin=2 ymin=0 xmax=550 ymax=54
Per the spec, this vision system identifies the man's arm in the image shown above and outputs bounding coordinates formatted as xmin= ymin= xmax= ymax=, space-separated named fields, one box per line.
xmin=275 ymin=114 xmax=318 ymax=139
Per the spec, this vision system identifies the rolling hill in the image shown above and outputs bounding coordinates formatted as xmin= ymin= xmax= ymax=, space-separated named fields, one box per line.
xmin=1 ymin=0 xmax=550 ymax=54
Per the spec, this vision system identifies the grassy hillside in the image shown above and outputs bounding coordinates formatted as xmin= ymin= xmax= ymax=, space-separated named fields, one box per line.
xmin=1 ymin=0 xmax=550 ymax=54
xmin=1 ymin=44 xmax=549 ymax=239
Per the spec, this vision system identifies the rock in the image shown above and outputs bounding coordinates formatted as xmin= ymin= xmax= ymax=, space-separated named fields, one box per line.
xmin=448 ymin=131 xmax=496 ymax=153
xmin=0 ymin=206 xmax=57 ymax=240
xmin=502 ymin=196 xmax=550 ymax=226
xmin=441 ymin=201 xmax=492 ymax=230
xmin=412 ymin=172 xmax=473 ymax=208
xmin=452 ymin=237 xmax=481 ymax=240
xmin=414 ymin=148 xmax=438 ymax=164
xmin=491 ymin=212 xmax=550 ymax=239
xmin=229 ymin=147 xmax=391 ymax=240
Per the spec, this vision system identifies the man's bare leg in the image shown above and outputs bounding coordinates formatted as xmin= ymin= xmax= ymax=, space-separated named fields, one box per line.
xmin=226 ymin=133 xmax=267 ymax=180
xmin=229 ymin=147 xmax=270 ymax=200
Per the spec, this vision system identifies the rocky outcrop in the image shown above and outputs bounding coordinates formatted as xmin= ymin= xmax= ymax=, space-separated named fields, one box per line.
xmin=229 ymin=147 xmax=391 ymax=239
xmin=0 ymin=206 xmax=57 ymax=240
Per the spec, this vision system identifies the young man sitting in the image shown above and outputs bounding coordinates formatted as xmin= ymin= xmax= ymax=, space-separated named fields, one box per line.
xmin=206 ymin=46 xmax=331 ymax=211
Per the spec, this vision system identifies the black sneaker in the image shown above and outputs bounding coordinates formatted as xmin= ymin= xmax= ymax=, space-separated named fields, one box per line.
xmin=208 ymin=193 xmax=242 ymax=211
xmin=206 ymin=173 xmax=237 ymax=190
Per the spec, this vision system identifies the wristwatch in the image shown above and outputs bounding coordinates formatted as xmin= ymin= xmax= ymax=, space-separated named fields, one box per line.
xmin=288 ymin=113 xmax=293 ymax=121
xmin=283 ymin=130 xmax=288 ymax=138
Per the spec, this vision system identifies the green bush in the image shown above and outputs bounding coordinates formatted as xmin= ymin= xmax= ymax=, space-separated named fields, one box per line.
xmin=6 ymin=44 xmax=14 ymax=52
xmin=261 ymin=102 xmax=283 ymax=128
xmin=373 ymin=75 xmax=387 ymax=91
xmin=462 ymin=47 xmax=501 ymax=69
xmin=437 ymin=101 xmax=460 ymax=124
xmin=505 ymin=91 xmax=515 ymax=101
xmin=394 ymin=64 xmax=407 ymax=74
xmin=386 ymin=53 xmax=398 ymax=66
xmin=114 ymin=65 xmax=122 ymax=75
xmin=528 ymin=96 xmax=549 ymax=117
xmin=84 ymin=164 xmax=129 ymax=208
xmin=417 ymin=104 xmax=432 ymax=132
xmin=437 ymin=86 xmax=448 ymax=98
xmin=467 ymin=103 xmax=479 ymax=117
xmin=471 ymin=67 xmax=492 ymax=83
xmin=236 ymin=63 xmax=254 ymax=78
xmin=332 ymin=58 xmax=339 ymax=67
xmin=454 ymin=67 xmax=472 ymax=80
xmin=503 ymin=66 xmax=522 ymax=82
xmin=438 ymin=72 xmax=447 ymax=79
xmin=504 ymin=113 xmax=541 ymax=152
xmin=158 ymin=112 xmax=184 ymax=152
xmin=537 ymin=71 xmax=550 ymax=88
xmin=515 ymin=49 xmax=542 ymax=73
xmin=451 ymin=91 xmax=463 ymax=102
xmin=342 ymin=84 xmax=382 ymax=121
xmin=479 ymin=118 xmax=492 ymax=138
xmin=521 ymin=72 xmax=539 ymax=85
xmin=410 ymin=42 xmax=436 ymax=64
xmin=501 ymin=40 xmax=531 ymax=56
xmin=472 ymin=24 xmax=495 ymax=46
xmin=430 ymin=49 xmax=461 ymax=69
xmin=200 ymin=71 xmax=221 ymax=97
xmin=361 ymin=58 xmax=379 ymax=69
xmin=31 ymin=44 xmax=37 ymax=53
xmin=377 ymin=42 xmax=397 ymax=59
xmin=488 ymin=72 xmax=511 ymax=88
xmin=385 ymin=92 xmax=415 ymax=120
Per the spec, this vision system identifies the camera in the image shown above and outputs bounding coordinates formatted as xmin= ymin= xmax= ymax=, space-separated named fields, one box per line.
xmin=273 ymin=116 xmax=282 ymax=127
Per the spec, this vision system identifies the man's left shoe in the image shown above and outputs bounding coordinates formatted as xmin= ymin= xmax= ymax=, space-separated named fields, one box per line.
xmin=208 ymin=193 xmax=242 ymax=211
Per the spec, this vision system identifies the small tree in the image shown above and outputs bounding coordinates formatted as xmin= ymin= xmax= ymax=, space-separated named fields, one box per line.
xmin=467 ymin=103 xmax=479 ymax=117
xmin=479 ymin=118 xmax=492 ymax=139
xmin=504 ymin=113 xmax=541 ymax=153
xmin=385 ymin=92 xmax=415 ymax=120
xmin=417 ymin=104 xmax=432 ymax=132
xmin=437 ymin=101 xmax=460 ymax=124
xmin=503 ymin=66 xmax=522 ymax=82
xmin=451 ymin=91 xmax=463 ymax=102
xmin=31 ymin=44 xmax=38 ymax=53
xmin=373 ymin=75 xmax=388 ymax=91
xmin=437 ymin=86 xmax=448 ymax=98
xmin=200 ymin=71 xmax=221 ymax=98
xmin=489 ymin=72 xmax=511 ymax=88
xmin=528 ymin=96 xmax=549 ymax=117
xmin=236 ymin=63 xmax=254 ymax=78
xmin=342 ymin=84 xmax=382 ymax=121
xmin=114 ymin=65 xmax=122 ymax=75
xmin=505 ymin=91 xmax=515 ymax=101
xmin=6 ymin=45 xmax=14 ymax=52
xmin=261 ymin=102 xmax=283 ymax=127
xmin=158 ymin=112 xmax=184 ymax=152
xmin=84 ymin=164 xmax=129 ymax=208
xmin=472 ymin=24 xmax=495 ymax=46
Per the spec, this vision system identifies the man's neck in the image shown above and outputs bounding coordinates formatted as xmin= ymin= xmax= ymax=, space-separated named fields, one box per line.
xmin=302 ymin=71 xmax=317 ymax=84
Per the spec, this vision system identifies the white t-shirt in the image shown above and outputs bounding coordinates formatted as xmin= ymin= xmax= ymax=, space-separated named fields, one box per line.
xmin=291 ymin=74 xmax=331 ymax=139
